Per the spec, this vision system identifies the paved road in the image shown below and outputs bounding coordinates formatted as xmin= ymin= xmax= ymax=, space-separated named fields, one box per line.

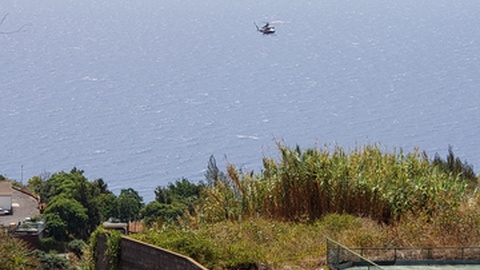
xmin=0 ymin=188 xmax=39 ymax=226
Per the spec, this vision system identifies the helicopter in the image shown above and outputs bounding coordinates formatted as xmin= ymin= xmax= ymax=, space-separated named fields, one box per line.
xmin=254 ymin=20 xmax=287 ymax=35
xmin=254 ymin=22 xmax=276 ymax=34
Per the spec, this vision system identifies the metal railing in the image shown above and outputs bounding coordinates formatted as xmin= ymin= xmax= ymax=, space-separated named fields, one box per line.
xmin=327 ymin=237 xmax=480 ymax=269
xmin=351 ymin=246 xmax=480 ymax=263
xmin=327 ymin=238 xmax=386 ymax=270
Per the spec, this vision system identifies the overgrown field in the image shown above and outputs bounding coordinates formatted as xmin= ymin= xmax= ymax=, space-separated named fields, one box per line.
xmin=131 ymin=143 xmax=480 ymax=269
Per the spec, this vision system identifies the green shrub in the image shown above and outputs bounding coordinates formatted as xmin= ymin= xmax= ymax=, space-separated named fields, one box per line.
xmin=39 ymin=237 xmax=64 ymax=252
xmin=132 ymin=226 xmax=218 ymax=269
xmin=68 ymin=239 xmax=87 ymax=258
xmin=106 ymin=230 xmax=122 ymax=270
xmin=87 ymin=227 xmax=122 ymax=270
xmin=318 ymin=213 xmax=361 ymax=237
xmin=218 ymin=241 xmax=264 ymax=269
xmin=36 ymin=250 xmax=72 ymax=270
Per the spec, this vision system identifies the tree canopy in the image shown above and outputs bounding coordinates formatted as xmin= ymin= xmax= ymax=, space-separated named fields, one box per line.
xmin=155 ymin=178 xmax=204 ymax=213
xmin=43 ymin=196 xmax=88 ymax=240
xmin=31 ymin=168 xmax=127 ymax=241
xmin=114 ymin=188 xmax=144 ymax=222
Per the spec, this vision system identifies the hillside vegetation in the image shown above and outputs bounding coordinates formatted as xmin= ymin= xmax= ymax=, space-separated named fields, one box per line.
xmin=131 ymin=143 xmax=480 ymax=269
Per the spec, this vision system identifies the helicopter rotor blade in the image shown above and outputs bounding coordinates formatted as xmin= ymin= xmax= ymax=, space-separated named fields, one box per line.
xmin=269 ymin=20 xmax=287 ymax=24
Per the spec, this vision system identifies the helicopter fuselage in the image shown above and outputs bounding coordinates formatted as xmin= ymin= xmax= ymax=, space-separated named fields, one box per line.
xmin=260 ymin=26 xmax=275 ymax=34
xmin=255 ymin=22 xmax=276 ymax=34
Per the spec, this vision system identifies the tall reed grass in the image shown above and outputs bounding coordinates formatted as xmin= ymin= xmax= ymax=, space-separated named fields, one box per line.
xmin=198 ymin=143 xmax=472 ymax=224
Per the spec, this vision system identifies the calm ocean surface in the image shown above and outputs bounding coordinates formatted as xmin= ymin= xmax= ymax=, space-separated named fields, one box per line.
xmin=1 ymin=0 xmax=479 ymax=202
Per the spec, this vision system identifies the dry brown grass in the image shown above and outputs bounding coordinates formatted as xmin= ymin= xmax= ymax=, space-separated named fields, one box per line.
xmin=136 ymin=143 xmax=480 ymax=269
xmin=0 ymin=231 xmax=42 ymax=269
xmin=134 ymin=207 xmax=480 ymax=269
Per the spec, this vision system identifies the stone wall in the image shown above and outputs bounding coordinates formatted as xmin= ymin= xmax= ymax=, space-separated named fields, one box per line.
xmin=95 ymin=234 xmax=209 ymax=270
xmin=95 ymin=234 xmax=110 ymax=270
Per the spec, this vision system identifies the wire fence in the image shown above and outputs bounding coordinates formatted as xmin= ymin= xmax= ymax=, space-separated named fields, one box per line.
xmin=350 ymin=246 xmax=480 ymax=263
xmin=327 ymin=237 xmax=480 ymax=269
xmin=326 ymin=238 xmax=386 ymax=270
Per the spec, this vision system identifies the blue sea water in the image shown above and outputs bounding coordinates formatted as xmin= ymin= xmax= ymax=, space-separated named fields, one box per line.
xmin=1 ymin=0 xmax=479 ymax=202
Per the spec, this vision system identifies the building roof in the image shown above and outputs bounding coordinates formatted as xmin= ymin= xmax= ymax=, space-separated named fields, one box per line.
xmin=0 ymin=181 xmax=12 ymax=196
xmin=12 ymin=220 xmax=46 ymax=235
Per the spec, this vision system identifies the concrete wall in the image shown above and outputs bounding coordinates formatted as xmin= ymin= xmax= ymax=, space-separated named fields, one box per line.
xmin=95 ymin=234 xmax=209 ymax=270
xmin=95 ymin=234 xmax=110 ymax=270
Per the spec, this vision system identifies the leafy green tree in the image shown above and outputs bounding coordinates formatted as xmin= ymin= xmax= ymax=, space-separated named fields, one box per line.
xmin=205 ymin=155 xmax=227 ymax=187
xmin=115 ymin=188 xmax=143 ymax=222
xmin=155 ymin=178 xmax=204 ymax=213
xmin=44 ymin=214 xmax=68 ymax=242
xmin=141 ymin=201 xmax=183 ymax=226
xmin=38 ymin=168 xmax=118 ymax=239
xmin=91 ymin=178 xmax=118 ymax=220
xmin=72 ymin=178 xmax=117 ymax=234
xmin=92 ymin=178 xmax=110 ymax=194
xmin=74 ymin=179 xmax=102 ymax=233
xmin=38 ymin=168 xmax=86 ymax=203
xmin=139 ymin=179 xmax=205 ymax=227
xmin=27 ymin=175 xmax=43 ymax=194
xmin=43 ymin=196 xmax=88 ymax=240
xmin=96 ymin=192 xmax=118 ymax=221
